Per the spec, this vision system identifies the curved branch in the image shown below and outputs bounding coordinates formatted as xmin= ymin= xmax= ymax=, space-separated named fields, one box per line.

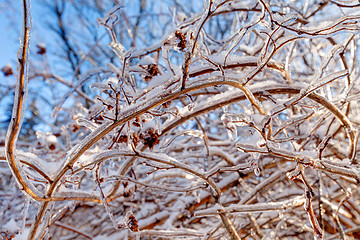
xmin=5 ymin=0 xmax=46 ymax=201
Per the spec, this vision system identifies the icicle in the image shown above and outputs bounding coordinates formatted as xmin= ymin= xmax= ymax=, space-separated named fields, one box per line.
xmin=93 ymin=165 xmax=122 ymax=229
xmin=42 ymin=228 xmax=50 ymax=240
xmin=249 ymin=155 xmax=260 ymax=176
xmin=20 ymin=197 xmax=30 ymax=234
xmin=221 ymin=113 xmax=253 ymax=140
xmin=278 ymin=209 xmax=285 ymax=220
xmin=254 ymin=167 xmax=261 ymax=177
xmin=68 ymin=201 xmax=76 ymax=212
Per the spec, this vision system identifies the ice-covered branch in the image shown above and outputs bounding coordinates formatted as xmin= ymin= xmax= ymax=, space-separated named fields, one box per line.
xmin=4 ymin=0 xmax=46 ymax=201
xmin=195 ymin=196 xmax=305 ymax=216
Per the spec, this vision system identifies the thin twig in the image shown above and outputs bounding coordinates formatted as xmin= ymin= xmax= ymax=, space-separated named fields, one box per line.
xmin=5 ymin=0 xmax=46 ymax=202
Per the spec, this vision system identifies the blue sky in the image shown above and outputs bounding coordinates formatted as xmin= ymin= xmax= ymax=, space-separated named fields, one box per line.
xmin=0 ymin=1 xmax=48 ymax=69
xmin=0 ymin=0 xmax=204 ymax=132
xmin=0 ymin=7 xmax=20 ymax=69
xmin=0 ymin=1 xmax=53 ymax=131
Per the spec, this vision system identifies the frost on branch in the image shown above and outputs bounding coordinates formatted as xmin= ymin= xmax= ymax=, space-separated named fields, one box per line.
xmin=2 ymin=0 xmax=360 ymax=240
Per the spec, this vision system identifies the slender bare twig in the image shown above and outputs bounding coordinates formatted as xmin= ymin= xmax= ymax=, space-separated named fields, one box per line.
xmin=4 ymin=0 xmax=47 ymax=202
xmin=53 ymin=222 xmax=92 ymax=239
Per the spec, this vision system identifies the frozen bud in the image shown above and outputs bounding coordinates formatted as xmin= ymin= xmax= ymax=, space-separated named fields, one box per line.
xmin=1 ymin=64 xmax=13 ymax=76
xmin=46 ymin=134 xmax=57 ymax=151
xmin=174 ymin=30 xmax=187 ymax=52
xmin=177 ymin=12 xmax=187 ymax=22
xmin=144 ymin=64 xmax=160 ymax=82
xmin=36 ymin=43 xmax=46 ymax=55
xmin=257 ymin=139 xmax=266 ymax=148
xmin=254 ymin=167 xmax=261 ymax=176
xmin=36 ymin=131 xmax=57 ymax=151
xmin=259 ymin=19 xmax=270 ymax=28
xmin=187 ymin=102 xmax=195 ymax=111
xmin=140 ymin=128 xmax=160 ymax=149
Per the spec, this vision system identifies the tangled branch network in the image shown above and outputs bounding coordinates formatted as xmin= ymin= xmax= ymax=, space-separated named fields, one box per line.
xmin=2 ymin=0 xmax=360 ymax=239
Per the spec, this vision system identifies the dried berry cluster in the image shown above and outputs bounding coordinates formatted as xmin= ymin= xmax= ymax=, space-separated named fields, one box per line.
xmin=175 ymin=30 xmax=187 ymax=51
xmin=126 ymin=214 xmax=139 ymax=232
xmin=144 ymin=64 xmax=160 ymax=82
xmin=1 ymin=65 xmax=13 ymax=76
xmin=115 ymin=129 xmax=159 ymax=149
xmin=139 ymin=128 xmax=160 ymax=149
